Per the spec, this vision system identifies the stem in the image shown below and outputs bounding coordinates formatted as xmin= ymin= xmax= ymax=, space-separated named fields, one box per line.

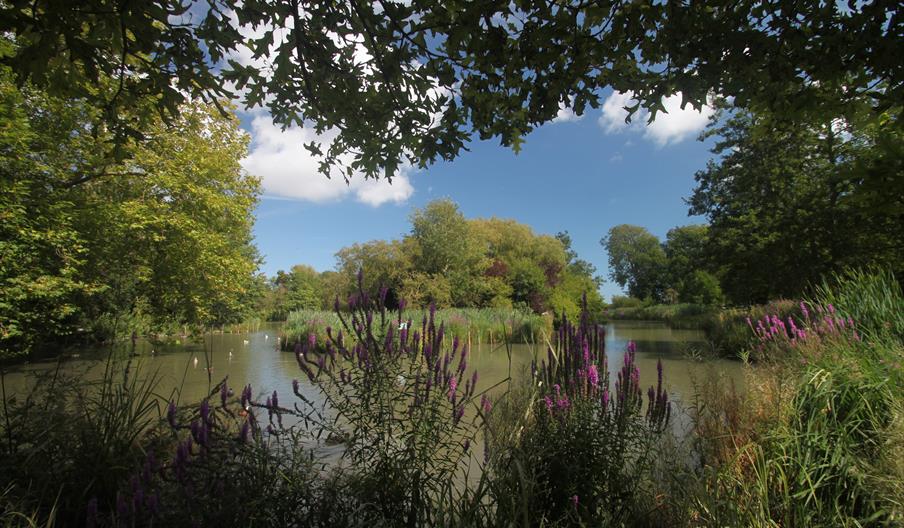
xmin=1 ymin=368 xmax=13 ymax=455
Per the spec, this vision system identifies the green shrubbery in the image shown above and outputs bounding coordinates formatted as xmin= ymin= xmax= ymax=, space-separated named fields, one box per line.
xmin=2 ymin=270 xmax=902 ymax=527
xmin=281 ymin=307 xmax=552 ymax=351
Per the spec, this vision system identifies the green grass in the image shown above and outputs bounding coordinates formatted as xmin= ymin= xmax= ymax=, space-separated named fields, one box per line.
xmin=281 ymin=307 xmax=552 ymax=350
xmin=811 ymin=267 xmax=904 ymax=345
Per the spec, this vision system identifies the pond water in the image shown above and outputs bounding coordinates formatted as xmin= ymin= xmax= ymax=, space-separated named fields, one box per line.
xmin=3 ymin=320 xmax=744 ymax=426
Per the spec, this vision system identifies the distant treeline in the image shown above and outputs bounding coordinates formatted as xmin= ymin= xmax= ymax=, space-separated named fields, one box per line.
xmin=257 ymin=199 xmax=604 ymax=321
xmin=602 ymin=101 xmax=903 ymax=306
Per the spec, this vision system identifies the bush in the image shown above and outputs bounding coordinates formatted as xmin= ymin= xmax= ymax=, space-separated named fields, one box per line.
xmin=488 ymin=307 xmax=675 ymax=526
xmin=610 ymin=296 xmax=645 ymax=309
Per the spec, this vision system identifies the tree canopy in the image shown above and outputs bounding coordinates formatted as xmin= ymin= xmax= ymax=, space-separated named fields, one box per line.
xmin=262 ymin=199 xmax=604 ymax=320
xmin=688 ymin=103 xmax=903 ymax=303
xmin=1 ymin=0 xmax=899 ymax=179
xmin=0 ymin=66 xmax=260 ymax=359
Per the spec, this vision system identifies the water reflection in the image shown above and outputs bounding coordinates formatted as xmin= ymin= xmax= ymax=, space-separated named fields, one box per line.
xmin=5 ymin=321 xmax=743 ymax=424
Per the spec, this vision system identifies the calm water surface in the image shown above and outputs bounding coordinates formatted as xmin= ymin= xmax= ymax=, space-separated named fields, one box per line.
xmin=4 ymin=321 xmax=743 ymax=424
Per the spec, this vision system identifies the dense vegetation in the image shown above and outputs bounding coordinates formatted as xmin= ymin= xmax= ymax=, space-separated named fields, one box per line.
xmin=260 ymin=200 xmax=604 ymax=322
xmin=0 ymin=2 xmax=901 ymax=526
xmin=603 ymin=102 xmax=902 ymax=307
xmin=0 ymin=65 xmax=261 ymax=361
xmin=1 ymin=1 xmax=897 ymax=180
xmin=1 ymin=271 xmax=901 ymax=527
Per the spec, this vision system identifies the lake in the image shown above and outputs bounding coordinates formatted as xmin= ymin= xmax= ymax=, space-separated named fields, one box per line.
xmin=3 ymin=320 xmax=744 ymax=430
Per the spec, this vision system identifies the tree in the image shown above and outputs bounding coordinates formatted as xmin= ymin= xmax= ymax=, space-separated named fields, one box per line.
xmin=2 ymin=1 xmax=898 ymax=179
xmin=663 ymin=225 xmax=717 ymax=303
xmin=688 ymin=103 xmax=903 ymax=303
xmin=602 ymin=225 xmax=668 ymax=302
xmin=335 ymin=239 xmax=413 ymax=308
xmin=0 ymin=66 xmax=261 ymax=357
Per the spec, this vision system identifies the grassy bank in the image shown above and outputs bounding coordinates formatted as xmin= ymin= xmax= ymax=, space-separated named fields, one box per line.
xmin=606 ymin=300 xmax=803 ymax=358
xmin=280 ymin=307 xmax=553 ymax=351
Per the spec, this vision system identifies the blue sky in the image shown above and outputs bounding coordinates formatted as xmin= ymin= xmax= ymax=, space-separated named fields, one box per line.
xmin=242 ymin=91 xmax=715 ymax=301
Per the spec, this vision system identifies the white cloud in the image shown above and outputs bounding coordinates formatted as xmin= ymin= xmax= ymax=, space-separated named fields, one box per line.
xmin=598 ymin=91 xmax=714 ymax=146
xmin=241 ymin=114 xmax=414 ymax=207
xmin=552 ymin=99 xmax=583 ymax=123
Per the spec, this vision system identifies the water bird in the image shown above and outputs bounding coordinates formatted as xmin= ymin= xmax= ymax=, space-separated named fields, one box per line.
xmin=193 ymin=357 xmax=199 ymax=368
xmin=243 ymin=339 xmax=249 ymax=345
xmin=399 ymin=322 xmax=408 ymax=330
xmin=264 ymin=334 xmax=269 ymax=340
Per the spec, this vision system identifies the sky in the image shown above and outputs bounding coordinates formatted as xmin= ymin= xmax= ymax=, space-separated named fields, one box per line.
xmin=240 ymin=90 xmax=716 ymax=302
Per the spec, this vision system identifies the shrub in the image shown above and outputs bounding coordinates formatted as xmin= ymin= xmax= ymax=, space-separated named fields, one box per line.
xmin=488 ymin=305 xmax=674 ymax=526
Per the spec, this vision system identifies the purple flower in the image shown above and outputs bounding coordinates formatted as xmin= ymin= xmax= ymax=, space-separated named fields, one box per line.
xmin=166 ymin=401 xmax=178 ymax=429
xmin=448 ymin=376 xmax=458 ymax=400
xmin=627 ymin=341 xmax=636 ymax=353
xmin=571 ymin=494 xmax=579 ymax=509
xmin=544 ymin=395 xmax=554 ymax=411
xmin=481 ymin=394 xmax=492 ymax=414
xmin=199 ymin=399 xmax=211 ymax=425
xmin=588 ymin=364 xmax=599 ymax=387
xmin=239 ymin=420 xmax=250 ymax=443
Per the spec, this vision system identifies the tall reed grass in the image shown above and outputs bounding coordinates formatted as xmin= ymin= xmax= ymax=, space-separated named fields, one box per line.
xmin=281 ymin=307 xmax=551 ymax=351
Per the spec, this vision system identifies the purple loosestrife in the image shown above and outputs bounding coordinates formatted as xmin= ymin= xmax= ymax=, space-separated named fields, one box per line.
xmin=239 ymin=420 xmax=250 ymax=443
xmin=199 ymin=399 xmax=211 ymax=426
xmin=588 ymin=364 xmax=599 ymax=388
xmin=241 ymin=384 xmax=253 ymax=410
xmin=481 ymin=394 xmax=492 ymax=414
xmin=167 ymin=401 xmax=178 ymax=429
xmin=220 ymin=380 xmax=229 ymax=408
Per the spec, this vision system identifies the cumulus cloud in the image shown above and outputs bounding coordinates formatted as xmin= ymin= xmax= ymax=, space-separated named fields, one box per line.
xmin=598 ymin=91 xmax=714 ymax=146
xmin=241 ymin=114 xmax=414 ymax=206
xmin=552 ymin=99 xmax=583 ymax=123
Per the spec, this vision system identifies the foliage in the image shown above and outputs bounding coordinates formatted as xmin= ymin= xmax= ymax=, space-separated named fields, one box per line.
xmin=279 ymin=275 xmax=492 ymax=525
xmin=680 ymin=270 xmax=724 ymax=306
xmin=3 ymin=1 xmax=899 ymax=179
xmin=0 ymin=358 xmax=161 ymax=525
xmin=602 ymin=225 xmax=668 ymax=302
xmin=690 ymin=273 xmax=904 ymax=525
xmin=281 ymin=307 xmax=552 ymax=350
xmin=689 ymin=103 xmax=904 ymax=304
xmin=811 ymin=267 xmax=904 ymax=345
xmin=266 ymin=199 xmax=602 ymax=320
xmin=489 ymin=310 xmax=673 ymax=525
xmin=0 ymin=69 xmax=261 ymax=359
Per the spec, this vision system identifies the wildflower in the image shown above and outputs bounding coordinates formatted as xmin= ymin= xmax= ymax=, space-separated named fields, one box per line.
xmin=572 ymin=495 xmax=579 ymax=509
xmin=481 ymin=394 xmax=492 ymax=414
xmin=588 ymin=364 xmax=600 ymax=387
xmin=220 ymin=381 xmax=229 ymax=408
xmin=199 ymin=399 xmax=211 ymax=425
xmin=448 ymin=376 xmax=458 ymax=400
xmin=239 ymin=420 xmax=250 ymax=443
xmin=145 ymin=491 xmax=160 ymax=516
xmin=166 ymin=401 xmax=178 ymax=429
xmin=627 ymin=341 xmax=637 ymax=353
xmin=544 ymin=395 xmax=554 ymax=411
